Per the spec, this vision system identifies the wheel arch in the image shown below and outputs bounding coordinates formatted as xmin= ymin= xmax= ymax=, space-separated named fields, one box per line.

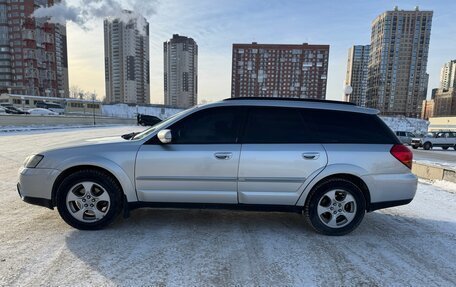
xmin=296 ymin=165 xmax=371 ymax=210
xmin=51 ymin=164 xmax=135 ymax=207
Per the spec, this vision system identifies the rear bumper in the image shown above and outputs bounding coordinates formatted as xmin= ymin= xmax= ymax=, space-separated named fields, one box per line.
xmin=362 ymin=172 xmax=417 ymax=211
xmin=367 ymin=198 xmax=413 ymax=212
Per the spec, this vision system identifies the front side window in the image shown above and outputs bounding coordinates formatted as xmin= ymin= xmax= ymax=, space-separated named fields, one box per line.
xmin=170 ymin=107 xmax=241 ymax=144
xmin=242 ymin=107 xmax=312 ymax=143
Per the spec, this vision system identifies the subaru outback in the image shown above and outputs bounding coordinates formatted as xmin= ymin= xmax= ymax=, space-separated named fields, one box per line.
xmin=18 ymin=98 xmax=416 ymax=235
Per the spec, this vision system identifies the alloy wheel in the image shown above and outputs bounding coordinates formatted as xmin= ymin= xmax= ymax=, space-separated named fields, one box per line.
xmin=317 ymin=189 xmax=357 ymax=228
xmin=65 ymin=181 xmax=111 ymax=222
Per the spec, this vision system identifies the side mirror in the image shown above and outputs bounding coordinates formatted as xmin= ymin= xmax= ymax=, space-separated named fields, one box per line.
xmin=157 ymin=129 xmax=172 ymax=144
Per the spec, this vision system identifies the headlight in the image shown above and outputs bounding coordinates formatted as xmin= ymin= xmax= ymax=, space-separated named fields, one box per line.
xmin=24 ymin=155 xmax=44 ymax=168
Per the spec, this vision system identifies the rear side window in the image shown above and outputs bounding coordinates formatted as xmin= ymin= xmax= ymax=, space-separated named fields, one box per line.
xmin=301 ymin=109 xmax=399 ymax=144
xmin=169 ymin=107 xmax=241 ymax=144
xmin=242 ymin=107 xmax=312 ymax=143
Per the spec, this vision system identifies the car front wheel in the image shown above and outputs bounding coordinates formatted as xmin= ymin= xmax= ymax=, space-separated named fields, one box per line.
xmin=304 ymin=178 xmax=366 ymax=236
xmin=423 ymin=142 xmax=432 ymax=150
xmin=56 ymin=169 xmax=123 ymax=230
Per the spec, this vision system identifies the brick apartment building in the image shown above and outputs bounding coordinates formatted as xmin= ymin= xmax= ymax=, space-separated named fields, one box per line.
xmin=0 ymin=0 xmax=69 ymax=97
xmin=231 ymin=42 xmax=329 ymax=99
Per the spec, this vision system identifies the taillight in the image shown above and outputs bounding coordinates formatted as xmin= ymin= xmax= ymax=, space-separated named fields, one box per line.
xmin=390 ymin=144 xmax=413 ymax=169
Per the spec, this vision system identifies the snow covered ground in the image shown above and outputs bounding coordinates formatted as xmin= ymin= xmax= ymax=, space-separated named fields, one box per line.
xmin=0 ymin=127 xmax=455 ymax=286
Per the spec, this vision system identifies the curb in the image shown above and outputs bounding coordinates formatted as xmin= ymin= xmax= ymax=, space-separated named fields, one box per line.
xmin=412 ymin=161 xmax=456 ymax=183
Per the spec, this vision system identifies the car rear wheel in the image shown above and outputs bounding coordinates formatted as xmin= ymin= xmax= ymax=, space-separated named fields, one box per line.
xmin=411 ymin=145 xmax=418 ymax=149
xmin=304 ymin=178 xmax=366 ymax=236
xmin=423 ymin=142 xmax=432 ymax=150
xmin=56 ymin=169 xmax=123 ymax=230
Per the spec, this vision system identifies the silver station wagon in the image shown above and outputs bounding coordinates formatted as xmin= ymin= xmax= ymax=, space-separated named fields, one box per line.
xmin=18 ymin=98 xmax=417 ymax=235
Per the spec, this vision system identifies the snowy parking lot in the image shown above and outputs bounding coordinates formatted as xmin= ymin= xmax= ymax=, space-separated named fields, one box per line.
xmin=1 ymin=126 xmax=456 ymax=286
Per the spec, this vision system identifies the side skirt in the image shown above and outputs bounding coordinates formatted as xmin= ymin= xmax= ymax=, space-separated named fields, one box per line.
xmin=125 ymin=201 xmax=303 ymax=217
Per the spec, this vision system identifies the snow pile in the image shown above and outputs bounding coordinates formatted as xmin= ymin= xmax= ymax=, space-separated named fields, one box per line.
xmin=431 ymin=179 xmax=456 ymax=194
xmin=102 ymin=104 xmax=183 ymax=119
xmin=381 ymin=116 xmax=429 ymax=134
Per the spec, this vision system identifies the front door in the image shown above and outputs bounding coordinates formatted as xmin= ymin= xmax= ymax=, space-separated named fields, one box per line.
xmin=135 ymin=106 xmax=243 ymax=204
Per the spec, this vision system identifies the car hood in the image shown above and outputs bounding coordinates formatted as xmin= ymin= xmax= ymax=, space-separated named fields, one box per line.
xmin=35 ymin=136 xmax=130 ymax=154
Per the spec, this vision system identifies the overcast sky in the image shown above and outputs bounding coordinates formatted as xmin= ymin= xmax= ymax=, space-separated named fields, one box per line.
xmin=65 ymin=0 xmax=456 ymax=104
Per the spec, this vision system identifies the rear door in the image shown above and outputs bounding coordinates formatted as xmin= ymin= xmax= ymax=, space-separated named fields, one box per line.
xmin=434 ymin=132 xmax=447 ymax=147
xmin=449 ymin=132 xmax=456 ymax=146
xmin=237 ymin=106 xmax=327 ymax=205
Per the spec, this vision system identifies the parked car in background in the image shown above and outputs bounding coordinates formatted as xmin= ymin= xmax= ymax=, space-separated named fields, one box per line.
xmin=137 ymin=114 xmax=162 ymax=126
xmin=18 ymin=98 xmax=416 ymax=236
xmin=0 ymin=104 xmax=29 ymax=114
xmin=35 ymin=101 xmax=65 ymax=114
xmin=27 ymin=108 xmax=59 ymax=116
xmin=395 ymin=131 xmax=416 ymax=145
xmin=411 ymin=131 xmax=456 ymax=150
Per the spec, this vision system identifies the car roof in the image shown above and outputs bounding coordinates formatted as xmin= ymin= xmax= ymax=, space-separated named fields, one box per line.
xmin=202 ymin=98 xmax=379 ymax=114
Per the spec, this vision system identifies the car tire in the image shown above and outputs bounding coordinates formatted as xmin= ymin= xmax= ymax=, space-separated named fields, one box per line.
xmin=412 ymin=146 xmax=418 ymax=149
xmin=454 ymin=144 xmax=456 ymax=151
xmin=304 ymin=178 xmax=366 ymax=236
xmin=56 ymin=169 xmax=123 ymax=230
xmin=423 ymin=142 xmax=432 ymax=150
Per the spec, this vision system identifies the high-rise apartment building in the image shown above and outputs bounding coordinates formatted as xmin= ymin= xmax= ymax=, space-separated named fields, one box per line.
xmin=421 ymin=99 xmax=434 ymax=119
xmin=367 ymin=7 xmax=433 ymax=117
xmin=163 ymin=34 xmax=198 ymax=108
xmin=434 ymin=88 xmax=456 ymax=117
xmin=0 ymin=0 xmax=69 ymax=97
xmin=344 ymin=45 xmax=370 ymax=106
xmin=231 ymin=43 xmax=329 ymax=99
xmin=439 ymin=60 xmax=456 ymax=90
xmin=104 ymin=11 xmax=150 ymax=104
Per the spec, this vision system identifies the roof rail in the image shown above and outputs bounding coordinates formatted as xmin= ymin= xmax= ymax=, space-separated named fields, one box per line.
xmin=224 ymin=97 xmax=356 ymax=106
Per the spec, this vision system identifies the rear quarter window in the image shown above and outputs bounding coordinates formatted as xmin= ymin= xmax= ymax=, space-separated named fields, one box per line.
xmin=301 ymin=109 xmax=399 ymax=144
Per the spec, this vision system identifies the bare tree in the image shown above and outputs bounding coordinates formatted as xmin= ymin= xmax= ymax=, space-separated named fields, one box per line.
xmin=69 ymin=85 xmax=98 ymax=101
xmin=69 ymin=85 xmax=83 ymax=99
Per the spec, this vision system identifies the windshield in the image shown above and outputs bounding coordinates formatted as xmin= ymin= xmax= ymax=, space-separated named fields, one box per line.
xmin=132 ymin=107 xmax=196 ymax=140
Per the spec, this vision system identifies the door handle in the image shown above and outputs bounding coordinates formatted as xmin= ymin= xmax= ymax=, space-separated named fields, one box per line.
xmin=302 ymin=152 xmax=320 ymax=160
xmin=214 ymin=152 xmax=232 ymax=160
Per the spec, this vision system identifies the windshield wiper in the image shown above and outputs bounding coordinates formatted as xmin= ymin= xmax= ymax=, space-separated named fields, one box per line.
xmin=121 ymin=132 xmax=140 ymax=140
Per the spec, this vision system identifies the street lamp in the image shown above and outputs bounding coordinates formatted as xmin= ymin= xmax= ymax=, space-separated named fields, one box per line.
xmin=92 ymin=94 xmax=96 ymax=126
xmin=344 ymin=85 xmax=353 ymax=103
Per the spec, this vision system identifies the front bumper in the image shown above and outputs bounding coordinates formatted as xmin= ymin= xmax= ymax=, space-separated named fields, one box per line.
xmin=18 ymin=167 xmax=60 ymax=209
